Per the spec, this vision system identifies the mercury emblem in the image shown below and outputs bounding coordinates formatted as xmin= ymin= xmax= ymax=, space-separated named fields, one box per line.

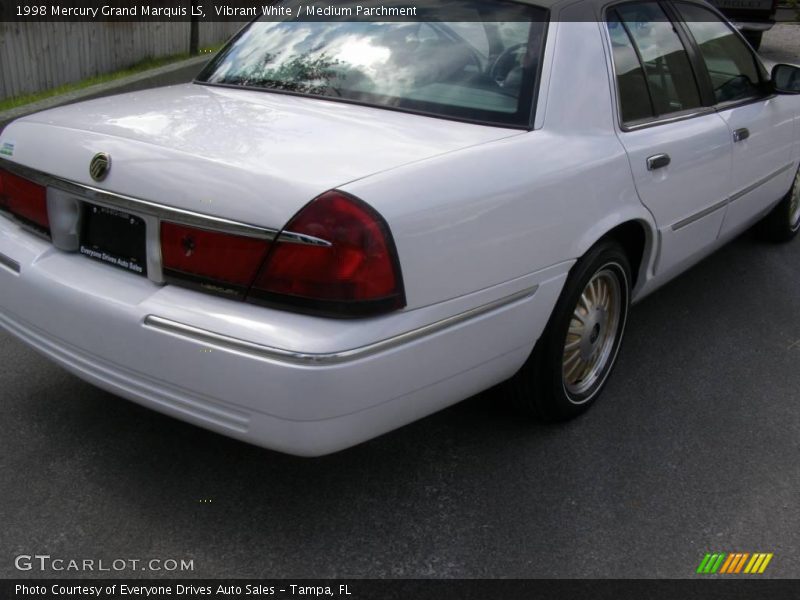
xmin=89 ymin=153 xmax=111 ymax=182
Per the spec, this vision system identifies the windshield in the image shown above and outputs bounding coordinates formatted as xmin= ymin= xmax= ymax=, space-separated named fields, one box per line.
xmin=196 ymin=1 xmax=548 ymax=128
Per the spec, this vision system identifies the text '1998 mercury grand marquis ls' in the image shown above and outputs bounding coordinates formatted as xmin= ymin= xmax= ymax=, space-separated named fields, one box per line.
xmin=1 ymin=0 xmax=799 ymax=455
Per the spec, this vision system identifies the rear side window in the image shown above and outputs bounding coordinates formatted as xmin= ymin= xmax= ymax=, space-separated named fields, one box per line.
xmin=607 ymin=2 xmax=703 ymax=124
xmin=674 ymin=2 xmax=763 ymax=104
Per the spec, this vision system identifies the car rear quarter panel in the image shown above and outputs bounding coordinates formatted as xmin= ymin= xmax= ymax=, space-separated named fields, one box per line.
xmin=345 ymin=18 xmax=657 ymax=312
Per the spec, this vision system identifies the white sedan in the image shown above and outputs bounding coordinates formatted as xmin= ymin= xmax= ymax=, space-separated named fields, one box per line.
xmin=1 ymin=0 xmax=799 ymax=456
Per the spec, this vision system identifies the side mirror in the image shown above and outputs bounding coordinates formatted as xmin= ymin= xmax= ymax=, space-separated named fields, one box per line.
xmin=771 ymin=63 xmax=800 ymax=94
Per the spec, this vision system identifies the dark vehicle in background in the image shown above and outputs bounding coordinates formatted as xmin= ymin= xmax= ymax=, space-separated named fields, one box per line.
xmin=710 ymin=0 xmax=779 ymax=49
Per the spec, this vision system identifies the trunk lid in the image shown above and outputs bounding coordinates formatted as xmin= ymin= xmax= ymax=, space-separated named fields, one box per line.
xmin=2 ymin=84 xmax=523 ymax=228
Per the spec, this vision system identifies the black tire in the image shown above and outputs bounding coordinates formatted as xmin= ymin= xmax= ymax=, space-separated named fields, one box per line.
xmin=506 ymin=241 xmax=631 ymax=421
xmin=744 ymin=31 xmax=763 ymax=51
xmin=755 ymin=165 xmax=800 ymax=243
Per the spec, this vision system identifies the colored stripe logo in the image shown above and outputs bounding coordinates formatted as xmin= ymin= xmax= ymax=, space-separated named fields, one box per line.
xmin=697 ymin=553 xmax=773 ymax=574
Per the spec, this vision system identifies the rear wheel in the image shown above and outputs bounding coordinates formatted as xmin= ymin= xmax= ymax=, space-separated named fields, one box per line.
xmin=506 ymin=241 xmax=631 ymax=421
xmin=756 ymin=165 xmax=800 ymax=243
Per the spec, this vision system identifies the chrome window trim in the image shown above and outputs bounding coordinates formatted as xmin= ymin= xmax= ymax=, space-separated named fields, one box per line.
xmin=714 ymin=93 xmax=778 ymax=114
xmin=143 ymin=286 xmax=539 ymax=366
xmin=621 ymin=107 xmax=717 ymax=132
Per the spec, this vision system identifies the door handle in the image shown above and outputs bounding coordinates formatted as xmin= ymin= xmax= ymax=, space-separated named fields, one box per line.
xmin=647 ymin=153 xmax=671 ymax=171
xmin=733 ymin=128 xmax=750 ymax=142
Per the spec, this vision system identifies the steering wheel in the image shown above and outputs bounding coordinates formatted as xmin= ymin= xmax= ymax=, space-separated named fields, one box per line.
xmin=490 ymin=43 xmax=527 ymax=87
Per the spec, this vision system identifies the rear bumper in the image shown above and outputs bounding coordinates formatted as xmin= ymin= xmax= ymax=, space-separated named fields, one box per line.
xmin=0 ymin=216 xmax=569 ymax=456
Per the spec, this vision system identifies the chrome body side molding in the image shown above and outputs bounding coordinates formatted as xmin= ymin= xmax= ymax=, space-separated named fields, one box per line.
xmin=144 ymin=286 xmax=539 ymax=366
xmin=671 ymin=162 xmax=794 ymax=232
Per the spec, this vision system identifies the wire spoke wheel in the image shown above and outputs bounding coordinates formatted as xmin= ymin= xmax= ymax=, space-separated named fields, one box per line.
xmin=561 ymin=267 xmax=622 ymax=399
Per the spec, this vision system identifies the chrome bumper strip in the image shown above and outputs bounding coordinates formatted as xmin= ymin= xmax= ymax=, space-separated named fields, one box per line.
xmin=144 ymin=286 xmax=538 ymax=366
xmin=672 ymin=198 xmax=729 ymax=232
xmin=728 ymin=162 xmax=794 ymax=204
xmin=672 ymin=162 xmax=795 ymax=232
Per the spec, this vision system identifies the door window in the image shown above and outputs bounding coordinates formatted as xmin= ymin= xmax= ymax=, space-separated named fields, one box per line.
xmin=607 ymin=2 xmax=703 ymax=123
xmin=674 ymin=2 xmax=763 ymax=104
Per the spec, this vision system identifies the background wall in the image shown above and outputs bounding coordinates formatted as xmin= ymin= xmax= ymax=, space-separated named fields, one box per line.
xmin=0 ymin=21 xmax=242 ymax=101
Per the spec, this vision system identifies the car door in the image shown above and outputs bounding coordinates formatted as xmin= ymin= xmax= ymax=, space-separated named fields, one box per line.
xmin=674 ymin=1 xmax=798 ymax=239
xmin=606 ymin=2 xmax=733 ymax=276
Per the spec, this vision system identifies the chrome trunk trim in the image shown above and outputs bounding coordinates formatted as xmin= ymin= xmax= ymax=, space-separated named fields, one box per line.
xmin=0 ymin=157 xmax=279 ymax=241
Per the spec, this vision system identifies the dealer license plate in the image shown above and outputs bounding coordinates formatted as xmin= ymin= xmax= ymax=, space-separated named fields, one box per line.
xmin=79 ymin=204 xmax=147 ymax=277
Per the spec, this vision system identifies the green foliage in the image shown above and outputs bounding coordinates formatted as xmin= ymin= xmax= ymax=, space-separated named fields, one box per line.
xmin=0 ymin=46 xmax=221 ymax=113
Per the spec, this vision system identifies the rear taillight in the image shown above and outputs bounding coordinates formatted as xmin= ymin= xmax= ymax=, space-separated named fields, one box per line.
xmin=0 ymin=168 xmax=50 ymax=233
xmin=160 ymin=222 xmax=271 ymax=298
xmin=159 ymin=191 xmax=404 ymax=317
xmin=249 ymin=191 xmax=405 ymax=317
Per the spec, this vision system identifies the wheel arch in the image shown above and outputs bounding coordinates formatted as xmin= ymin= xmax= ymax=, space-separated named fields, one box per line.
xmin=575 ymin=217 xmax=657 ymax=299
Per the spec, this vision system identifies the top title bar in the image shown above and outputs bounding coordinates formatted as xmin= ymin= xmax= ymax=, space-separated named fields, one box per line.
xmin=0 ymin=0 xmax=550 ymax=22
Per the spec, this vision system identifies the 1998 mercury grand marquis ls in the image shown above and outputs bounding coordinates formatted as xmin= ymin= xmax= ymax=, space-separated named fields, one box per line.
xmin=1 ymin=0 xmax=799 ymax=455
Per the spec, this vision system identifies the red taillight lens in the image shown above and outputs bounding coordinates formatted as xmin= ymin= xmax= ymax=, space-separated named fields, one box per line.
xmin=249 ymin=191 xmax=405 ymax=317
xmin=161 ymin=222 xmax=271 ymax=298
xmin=0 ymin=168 xmax=50 ymax=232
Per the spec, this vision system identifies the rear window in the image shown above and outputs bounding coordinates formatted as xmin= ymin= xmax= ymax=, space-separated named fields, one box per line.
xmin=196 ymin=0 xmax=548 ymax=128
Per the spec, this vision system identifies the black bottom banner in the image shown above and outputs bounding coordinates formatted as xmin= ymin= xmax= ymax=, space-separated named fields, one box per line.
xmin=3 ymin=579 xmax=800 ymax=600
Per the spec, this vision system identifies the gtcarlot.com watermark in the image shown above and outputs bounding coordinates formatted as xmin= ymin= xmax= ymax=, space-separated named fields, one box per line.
xmin=15 ymin=554 xmax=195 ymax=573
